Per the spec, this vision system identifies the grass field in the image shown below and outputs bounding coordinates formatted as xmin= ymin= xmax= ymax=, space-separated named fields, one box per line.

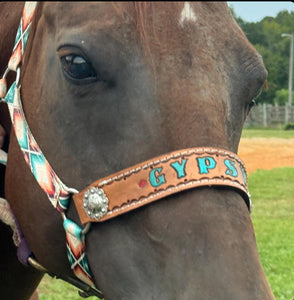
xmin=249 ymin=168 xmax=294 ymax=300
xmin=242 ymin=127 xmax=294 ymax=138
xmin=38 ymin=276 xmax=93 ymax=300
xmin=37 ymin=128 xmax=294 ymax=300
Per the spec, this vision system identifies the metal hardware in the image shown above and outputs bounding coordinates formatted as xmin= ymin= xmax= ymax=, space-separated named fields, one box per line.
xmin=83 ymin=187 xmax=109 ymax=220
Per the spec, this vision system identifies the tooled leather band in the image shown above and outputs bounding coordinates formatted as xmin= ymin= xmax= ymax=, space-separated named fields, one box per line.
xmin=73 ymin=147 xmax=251 ymax=224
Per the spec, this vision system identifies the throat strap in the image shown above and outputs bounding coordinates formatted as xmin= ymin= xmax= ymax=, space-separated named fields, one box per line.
xmin=73 ymin=147 xmax=251 ymax=224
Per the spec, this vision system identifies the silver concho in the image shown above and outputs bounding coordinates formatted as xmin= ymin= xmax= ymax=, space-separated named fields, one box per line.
xmin=83 ymin=187 xmax=109 ymax=220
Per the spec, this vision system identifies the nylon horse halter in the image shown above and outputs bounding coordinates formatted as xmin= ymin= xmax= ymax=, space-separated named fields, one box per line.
xmin=0 ymin=2 xmax=251 ymax=299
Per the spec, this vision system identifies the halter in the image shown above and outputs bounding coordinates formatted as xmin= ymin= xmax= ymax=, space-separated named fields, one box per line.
xmin=0 ymin=2 xmax=251 ymax=299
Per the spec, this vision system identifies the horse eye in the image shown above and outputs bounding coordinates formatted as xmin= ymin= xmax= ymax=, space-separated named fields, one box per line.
xmin=247 ymin=99 xmax=256 ymax=116
xmin=60 ymin=54 xmax=97 ymax=84
xmin=249 ymin=99 xmax=256 ymax=109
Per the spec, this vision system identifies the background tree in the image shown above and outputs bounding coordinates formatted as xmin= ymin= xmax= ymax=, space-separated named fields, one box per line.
xmin=274 ymin=89 xmax=294 ymax=106
xmin=229 ymin=5 xmax=294 ymax=105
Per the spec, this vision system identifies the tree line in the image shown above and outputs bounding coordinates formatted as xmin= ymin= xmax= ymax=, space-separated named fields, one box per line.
xmin=230 ymin=5 xmax=294 ymax=105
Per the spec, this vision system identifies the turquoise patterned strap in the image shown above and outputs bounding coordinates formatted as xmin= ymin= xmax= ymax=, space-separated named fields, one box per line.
xmin=2 ymin=2 xmax=101 ymax=295
xmin=4 ymin=82 xmax=71 ymax=211
xmin=8 ymin=2 xmax=37 ymax=71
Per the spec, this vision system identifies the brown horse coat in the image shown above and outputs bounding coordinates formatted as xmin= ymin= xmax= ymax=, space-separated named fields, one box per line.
xmin=1 ymin=2 xmax=274 ymax=299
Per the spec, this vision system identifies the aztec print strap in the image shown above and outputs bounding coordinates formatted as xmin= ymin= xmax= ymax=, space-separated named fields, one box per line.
xmin=8 ymin=2 xmax=37 ymax=72
xmin=1 ymin=2 xmax=101 ymax=295
xmin=4 ymin=84 xmax=99 ymax=291
xmin=3 ymin=1 xmax=70 ymax=212
xmin=63 ymin=219 xmax=99 ymax=289
xmin=73 ymin=147 xmax=251 ymax=224
xmin=4 ymin=83 xmax=73 ymax=211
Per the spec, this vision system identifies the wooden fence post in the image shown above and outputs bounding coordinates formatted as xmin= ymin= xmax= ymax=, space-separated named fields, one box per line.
xmin=285 ymin=104 xmax=289 ymax=124
xmin=263 ymin=103 xmax=267 ymax=127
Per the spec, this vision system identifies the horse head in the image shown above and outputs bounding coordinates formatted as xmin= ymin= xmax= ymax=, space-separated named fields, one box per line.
xmin=3 ymin=2 xmax=274 ymax=299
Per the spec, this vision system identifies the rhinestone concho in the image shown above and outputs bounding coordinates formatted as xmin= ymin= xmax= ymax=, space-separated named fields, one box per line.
xmin=83 ymin=187 xmax=109 ymax=220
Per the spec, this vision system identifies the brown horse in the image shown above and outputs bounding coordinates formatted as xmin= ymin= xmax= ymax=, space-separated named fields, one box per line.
xmin=0 ymin=2 xmax=275 ymax=299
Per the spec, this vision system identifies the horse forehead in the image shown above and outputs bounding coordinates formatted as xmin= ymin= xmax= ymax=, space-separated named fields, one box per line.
xmin=39 ymin=2 xmax=249 ymax=95
xmin=43 ymin=2 xmax=125 ymax=26
xmin=44 ymin=2 xmax=231 ymax=54
xmin=42 ymin=2 xmax=230 ymax=31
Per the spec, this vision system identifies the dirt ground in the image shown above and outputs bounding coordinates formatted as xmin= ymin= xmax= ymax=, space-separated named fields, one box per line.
xmin=238 ymin=138 xmax=294 ymax=174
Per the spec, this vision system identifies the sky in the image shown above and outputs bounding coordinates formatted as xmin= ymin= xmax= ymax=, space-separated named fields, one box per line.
xmin=227 ymin=1 xmax=294 ymax=22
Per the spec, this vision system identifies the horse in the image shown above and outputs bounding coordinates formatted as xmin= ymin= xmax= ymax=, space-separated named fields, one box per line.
xmin=0 ymin=2 xmax=275 ymax=299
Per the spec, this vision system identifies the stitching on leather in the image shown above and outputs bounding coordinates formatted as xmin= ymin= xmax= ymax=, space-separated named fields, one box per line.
xmin=98 ymin=148 xmax=247 ymax=188
xmin=104 ymin=177 xmax=247 ymax=217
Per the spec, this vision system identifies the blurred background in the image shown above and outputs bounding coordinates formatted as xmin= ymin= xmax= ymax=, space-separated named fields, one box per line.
xmin=229 ymin=1 xmax=294 ymax=128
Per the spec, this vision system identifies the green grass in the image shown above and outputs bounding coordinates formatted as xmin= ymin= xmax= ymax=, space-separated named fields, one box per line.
xmin=249 ymin=168 xmax=294 ymax=300
xmin=38 ymin=275 xmax=97 ymax=300
xmin=241 ymin=127 xmax=294 ymax=138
